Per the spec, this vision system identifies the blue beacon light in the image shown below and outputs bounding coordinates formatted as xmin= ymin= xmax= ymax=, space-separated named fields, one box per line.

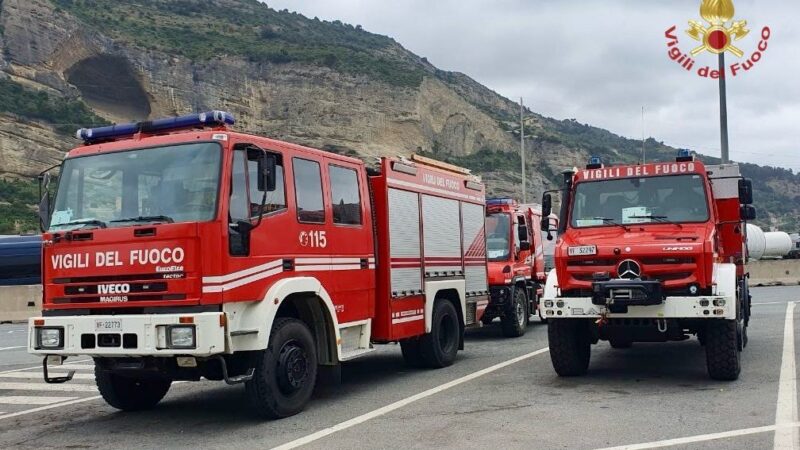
xmin=76 ymin=110 xmax=235 ymax=143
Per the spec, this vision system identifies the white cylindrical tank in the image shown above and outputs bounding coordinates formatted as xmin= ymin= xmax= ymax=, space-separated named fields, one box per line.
xmin=746 ymin=224 xmax=766 ymax=260
xmin=764 ymin=231 xmax=792 ymax=258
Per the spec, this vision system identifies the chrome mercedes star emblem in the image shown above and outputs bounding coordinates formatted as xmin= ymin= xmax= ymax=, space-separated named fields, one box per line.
xmin=617 ymin=259 xmax=641 ymax=280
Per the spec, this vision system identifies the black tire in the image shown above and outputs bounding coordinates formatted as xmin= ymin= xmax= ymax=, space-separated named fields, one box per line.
xmin=400 ymin=338 xmax=425 ymax=368
xmin=609 ymin=339 xmax=633 ymax=349
xmin=548 ymin=319 xmax=591 ymax=376
xmin=501 ymin=288 xmax=528 ymax=337
xmin=246 ymin=318 xmax=318 ymax=419
xmin=419 ymin=299 xmax=461 ymax=368
xmin=95 ymin=367 xmax=171 ymax=411
xmin=705 ymin=319 xmax=741 ymax=381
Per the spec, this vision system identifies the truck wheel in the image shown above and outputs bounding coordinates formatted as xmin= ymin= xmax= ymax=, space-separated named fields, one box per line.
xmin=705 ymin=319 xmax=741 ymax=381
xmin=419 ymin=299 xmax=460 ymax=368
xmin=609 ymin=339 xmax=633 ymax=349
xmin=95 ymin=368 xmax=171 ymax=411
xmin=548 ymin=319 xmax=591 ymax=376
xmin=400 ymin=338 xmax=425 ymax=368
xmin=246 ymin=318 xmax=318 ymax=419
xmin=501 ymin=288 xmax=528 ymax=337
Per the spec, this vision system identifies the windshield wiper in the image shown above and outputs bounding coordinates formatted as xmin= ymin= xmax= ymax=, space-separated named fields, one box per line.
xmin=593 ymin=217 xmax=631 ymax=231
xmin=52 ymin=219 xmax=107 ymax=229
xmin=629 ymin=215 xmax=684 ymax=229
xmin=110 ymin=215 xmax=175 ymax=224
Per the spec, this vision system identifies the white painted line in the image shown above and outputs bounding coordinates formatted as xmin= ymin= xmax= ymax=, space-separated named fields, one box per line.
xmin=0 ymin=346 xmax=24 ymax=351
xmin=0 ymin=372 xmax=95 ymax=380
xmin=774 ymin=301 xmax=798 ymax=449
xmin=0 ymin=395 xmax=102 ymax=421
xmin=0 ymin=395 xmax=78 ymax=405
xmin=752 ymin=301 xmax=800 ymax=306
xmin=596 ymin=422 xmax=800 ymax=450
xmin=35 ymin=364 xmax=96 ymax=371
xmin=272 ymin=347 xmax=550 ymax=450
xmin=0 ymin=359 xmax=92 ymax=375
xmin=0 ymin=382 xmax=97 ymax=392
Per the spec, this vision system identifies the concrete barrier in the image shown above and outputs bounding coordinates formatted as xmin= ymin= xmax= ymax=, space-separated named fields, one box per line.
xmin=747 ymin=259 xmax=800 ymax=287
xmin=0 ymin=284 xmax=42 ymax=323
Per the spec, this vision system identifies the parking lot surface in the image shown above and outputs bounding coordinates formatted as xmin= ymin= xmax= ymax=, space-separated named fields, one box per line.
xmin=0 ymin=286 xmax=797 ymax=449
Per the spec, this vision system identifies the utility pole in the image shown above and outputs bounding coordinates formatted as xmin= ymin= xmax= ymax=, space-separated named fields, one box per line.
xmin=718 ymin=53 xmax=730 ymax=163
xmin=641 ymin=106 xmax=645 ymax=164
xmin=520 ymin=97 xmax=526 ymax=203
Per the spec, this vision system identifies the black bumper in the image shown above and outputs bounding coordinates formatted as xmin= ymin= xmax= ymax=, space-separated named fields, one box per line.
xmin=591 ymin=279 xmax=664 ymax=306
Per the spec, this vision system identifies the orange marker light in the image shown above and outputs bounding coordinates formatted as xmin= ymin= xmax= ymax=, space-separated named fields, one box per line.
xmin=34 ymin=319 xmax=44 ymax=326
xmin=179 ymin=316 xmax=194 ymax=324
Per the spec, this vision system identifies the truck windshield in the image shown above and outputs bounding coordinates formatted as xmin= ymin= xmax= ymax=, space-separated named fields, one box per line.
xmin=571 ymin=174 xmax=709 ymax=228
xmin=49 ymin=142 xmax=222 ymax=231
xmin=486 ymin=213 xmax=511 ymax=261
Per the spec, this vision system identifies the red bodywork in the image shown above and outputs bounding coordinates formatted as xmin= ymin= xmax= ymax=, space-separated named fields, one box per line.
xmin=485 ymin=200 xmax=546 ymax=288
xmin=555 ymin=160 xmax=746 ymax=295
xmin=42 ymin=127 xmax=487 ymax=341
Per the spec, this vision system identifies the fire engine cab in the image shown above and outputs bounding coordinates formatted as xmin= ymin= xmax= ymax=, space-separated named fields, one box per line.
xmin=540 ymin=151 xmax=755 ymax=380
xmin=29 ymin=111 xmax=489 ymax=418
xmin=483 ymin=198 xmax=554 ymax=336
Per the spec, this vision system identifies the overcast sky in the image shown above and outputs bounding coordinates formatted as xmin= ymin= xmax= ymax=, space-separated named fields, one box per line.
xmin=265 ymin=0 xmax=798 ymax=170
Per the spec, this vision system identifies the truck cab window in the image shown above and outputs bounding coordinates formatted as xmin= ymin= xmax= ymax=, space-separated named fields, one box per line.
xmin=293 ymin=158 xmax=325 ymax=223
xmin=248 ymin=151 xmax=285 ymax=217
xmin=229 ymin=149 xmax=249 ymax=223
xmin=329 ymin=165 xmax=362 ymax=225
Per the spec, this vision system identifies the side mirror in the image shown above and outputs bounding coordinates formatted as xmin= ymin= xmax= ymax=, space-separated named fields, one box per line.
xmin=740 ymin=205 xmax=756 ymax=221
xmin=38 ymin=193 xmax=51 ymax=231
xmin=258 ymin=153 xmax=277 ymax=192
xmin=41 ymin=173 xmax=52 ymax=190
xmin=519 ymin=241 xmax=531 ymax=251
xmin=540 ymin=216 xmax=549 ymax=232
xmin=738 ymin=179 xmax=753 ymax=205
xmin=542 ymin=193 xmax=552 ymax=216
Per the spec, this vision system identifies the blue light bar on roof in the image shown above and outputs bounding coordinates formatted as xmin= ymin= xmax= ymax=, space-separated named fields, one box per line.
xmin=76 ymin=110 xmax=235 ymax=143
xmin=586 ymin=155 xmax=603 ymax=169
xmin=487 ymin=197 xmax=516 ymax=206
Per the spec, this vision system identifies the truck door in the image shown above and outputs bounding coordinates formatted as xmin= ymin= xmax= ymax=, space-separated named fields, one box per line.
xmin=515 ymin=213 xmax=532 ymax=279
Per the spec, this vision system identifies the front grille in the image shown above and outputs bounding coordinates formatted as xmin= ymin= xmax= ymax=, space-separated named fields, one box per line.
xmin=53 ymin=272 xmax=185 ymax=284
xmin=52 ymin=294 xmax=187 ymax=304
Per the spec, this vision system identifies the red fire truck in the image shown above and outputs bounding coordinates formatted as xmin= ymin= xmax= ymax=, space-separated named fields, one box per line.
xmin=29 ymin=111 xmax=489 ymax=418
xmin=539 ymin=151 xmax=754 ymax=380
xmin=483 ymin=198 xmax=554 ymax=336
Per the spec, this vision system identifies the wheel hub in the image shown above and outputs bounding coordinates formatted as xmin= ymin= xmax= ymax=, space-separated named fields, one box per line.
xmin=277 ymin=341 xmax=308 ymax=393
xmin=516 ymin=301 xmax=525 ymax=327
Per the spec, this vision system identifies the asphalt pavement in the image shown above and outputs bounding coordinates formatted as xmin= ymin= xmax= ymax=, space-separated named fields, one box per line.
xmin=0 ymin=286 xmax=797 ymax=449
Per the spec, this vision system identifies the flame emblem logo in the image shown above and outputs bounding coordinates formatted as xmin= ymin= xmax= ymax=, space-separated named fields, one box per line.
xmin=687 ymin=0 xmax=750 ymax=57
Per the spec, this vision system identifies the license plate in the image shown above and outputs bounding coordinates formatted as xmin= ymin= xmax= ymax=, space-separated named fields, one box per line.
xmin=568 ymin=245 xmax=597 ymax=256
xmin=95 ymin=319 xmax=122 ymax=331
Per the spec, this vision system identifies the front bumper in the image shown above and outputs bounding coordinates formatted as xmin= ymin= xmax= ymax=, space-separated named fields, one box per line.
xmin=28 ymin=312 xmax=227 ymax=357
xmin=540 ymin=295 xmax=735 ymax=320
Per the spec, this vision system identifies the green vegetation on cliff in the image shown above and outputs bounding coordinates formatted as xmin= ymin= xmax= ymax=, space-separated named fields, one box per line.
xmin=0 ymin=179 xmax=38 ymax=234
xmin=52 ymin=0 xmax=426 ymax=87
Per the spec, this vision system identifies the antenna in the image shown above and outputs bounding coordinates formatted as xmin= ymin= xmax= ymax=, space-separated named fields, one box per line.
xmin=641 ymin=106 xmax=646 ymax=164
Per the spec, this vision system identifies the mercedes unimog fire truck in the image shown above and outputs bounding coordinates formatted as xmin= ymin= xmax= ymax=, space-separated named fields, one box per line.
xmin=483 ymin=198 xmax=554 ymax=337
xmin=539 ymin=151 xmax=755 ymax=380
xmin=28 ymin=111 xmax=489 ymax=418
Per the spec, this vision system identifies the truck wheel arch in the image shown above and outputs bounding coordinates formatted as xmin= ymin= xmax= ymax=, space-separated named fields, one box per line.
xmin=423 ymin=280 xmax=466 ymax=332
xmin=223 ymin=277 xmax=342 ymax=363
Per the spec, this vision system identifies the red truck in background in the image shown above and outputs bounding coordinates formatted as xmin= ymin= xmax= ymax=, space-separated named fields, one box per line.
xmin=483 ymin=198 xmax=556 ymax=336
xmin=29 ymin=111 xmax=489 ymax=418
xmin=539 ymin=151 xmax=755 ymax=380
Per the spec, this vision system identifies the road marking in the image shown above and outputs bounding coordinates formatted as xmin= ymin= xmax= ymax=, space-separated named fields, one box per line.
xmin=0 ymin=382 xmax=97 ymax=392
xmin=774 ymin=301 xmax=798 ymax=449
xmin=0 ymin=372 xmax=95 ymax=380
xmin=0 ymin=395 xmax=102 ymax=421
xmin=0 ymin=346 xmax=24 ymax=351
xmin=596 ymin=422 xmax=800 ymax=450
xmin=752 ymin=301 xmax=800 ymax=306
xmin=0 ymin=395 xmax=79 ymax=405
xmin=0 ymin=359 xmax=92 ymax=375
xmin=272 ymin=347 xmax=550 ymax=450
xmin=36 ymin=364 xmax=96 ymax=371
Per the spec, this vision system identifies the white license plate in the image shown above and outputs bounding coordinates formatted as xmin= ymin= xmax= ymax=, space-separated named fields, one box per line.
xmin=95 ymin=319 xmax=122 ymax=331
xmin=568 ymin=245 xmax=597 ymax=256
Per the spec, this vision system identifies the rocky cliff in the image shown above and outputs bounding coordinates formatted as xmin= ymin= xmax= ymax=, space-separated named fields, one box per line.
xmin=0 ymin=0 xmax=797 ymax=232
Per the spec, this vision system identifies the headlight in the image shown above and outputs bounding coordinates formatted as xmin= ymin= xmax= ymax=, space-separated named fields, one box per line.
xmin=37 ymin=327 xmax=63 ymax=349
xmin=167 ymin=326 xmax=196 ymax=349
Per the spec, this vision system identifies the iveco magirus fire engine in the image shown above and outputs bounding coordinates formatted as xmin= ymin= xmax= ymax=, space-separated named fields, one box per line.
xmin=539 ymin=150 xmax=755 ymax=380
xmin=483 ymin=198 xmax=555 ymax=337
xmin=29 ymin=111 xmax=489 ymax=418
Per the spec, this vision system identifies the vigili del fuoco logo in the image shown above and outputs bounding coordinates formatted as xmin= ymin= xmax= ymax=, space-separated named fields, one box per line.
xmin=664 ymin=0 xmax=771 ymax=78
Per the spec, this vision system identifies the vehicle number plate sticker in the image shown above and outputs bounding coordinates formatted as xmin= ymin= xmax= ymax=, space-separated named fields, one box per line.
xmin=95 ymin=319 xmax=122 ymax=331
xmin=568 ymin=245 xmax=597 ymax=256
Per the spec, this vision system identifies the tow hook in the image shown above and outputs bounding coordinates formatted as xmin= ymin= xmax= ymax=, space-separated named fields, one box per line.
xmin=42 ymin=356 xmax=75 ymax=384
xmin=213 ymin=355 xmax=255 ymax=385
xmin=657 ymin=319 xmax=668 ymax=333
